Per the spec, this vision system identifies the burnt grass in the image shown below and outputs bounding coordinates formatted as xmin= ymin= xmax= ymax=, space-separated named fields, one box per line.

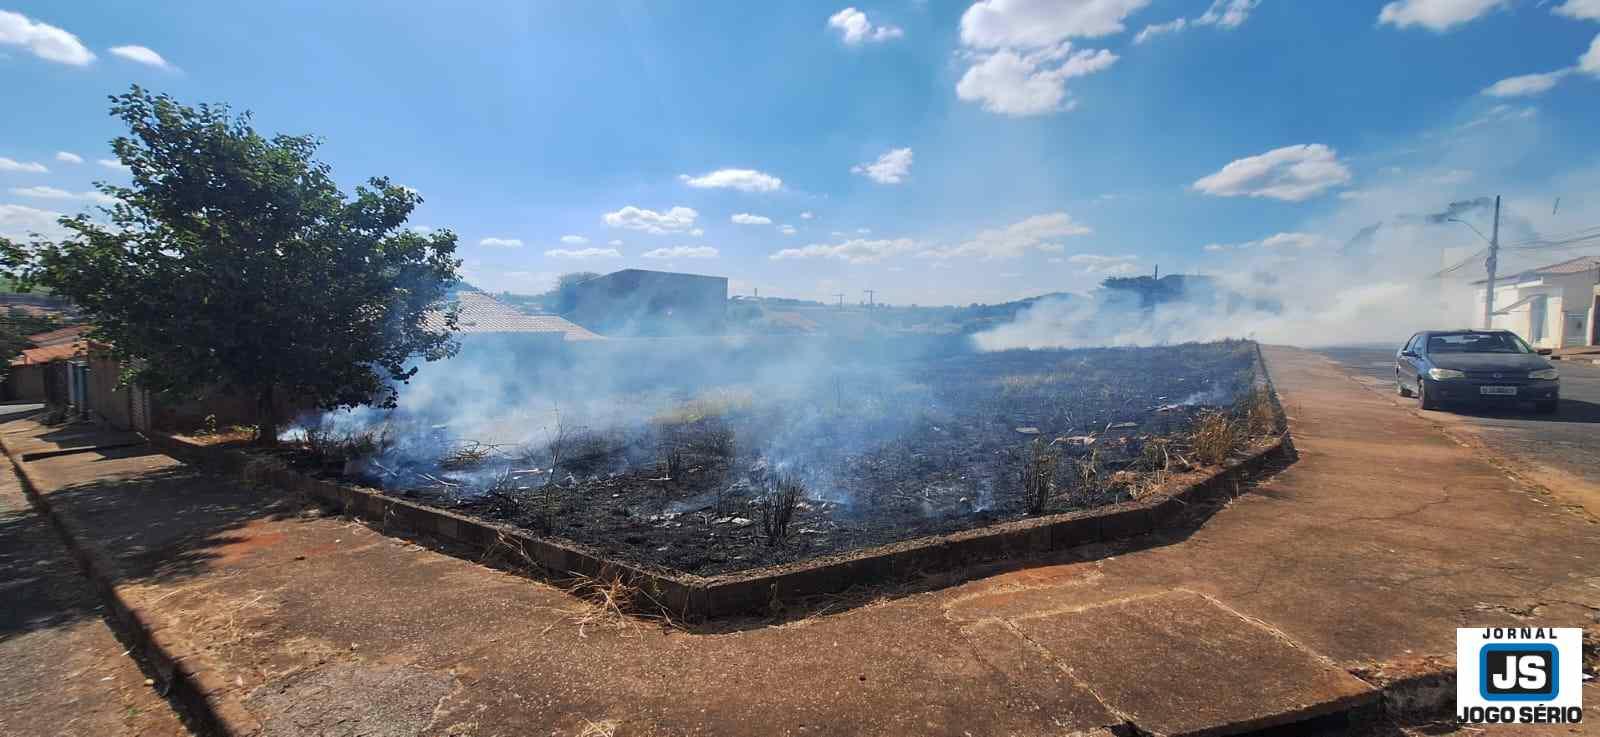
xmin=284 ymin=340 xmax=1261 ymax=576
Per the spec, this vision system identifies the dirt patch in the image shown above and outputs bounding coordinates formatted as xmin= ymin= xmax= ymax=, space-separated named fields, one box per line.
xmin=245 ymin=663 xmax=455 ymax=737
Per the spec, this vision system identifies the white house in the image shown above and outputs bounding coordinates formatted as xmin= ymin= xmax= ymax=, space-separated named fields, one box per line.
xmin=1472 ymin=255 xmax=1600 ymax=349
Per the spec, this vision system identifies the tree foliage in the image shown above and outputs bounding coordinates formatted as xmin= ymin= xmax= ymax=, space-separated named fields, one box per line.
xmin=25 ymin=87 xmax=461 ymax=440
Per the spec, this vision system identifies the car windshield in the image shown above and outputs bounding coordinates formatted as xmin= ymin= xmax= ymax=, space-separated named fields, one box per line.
xmin=1427 ymin=333 xmax=1532 ymax=354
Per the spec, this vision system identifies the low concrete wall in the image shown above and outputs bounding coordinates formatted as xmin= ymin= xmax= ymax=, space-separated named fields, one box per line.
xmin=148 ymin=342 xmax=1289 ymax=620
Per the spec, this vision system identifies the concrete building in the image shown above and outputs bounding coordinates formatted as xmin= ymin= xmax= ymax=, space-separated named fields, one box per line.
xmin=1473 ymin=255 xmax=1600 ymax=349
xmin=565 ymin=269 xmax=728 ymax=337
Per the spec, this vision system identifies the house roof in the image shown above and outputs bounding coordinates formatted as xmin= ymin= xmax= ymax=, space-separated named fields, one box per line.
xmin=12 ymin=340 xmax=85 ymax=366
xmin=1475 ymin=255 xmax=1600 ymax=284
xmin=1529 ymin=255 xmax=1600 ymax=275
xmin=433 ymin=292 xmax=601 ymax=340
xmin=26 ymin=325 xmax=91 ymax=346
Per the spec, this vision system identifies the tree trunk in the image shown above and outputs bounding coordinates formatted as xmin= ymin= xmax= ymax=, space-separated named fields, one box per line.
xmin=256 ymin=384 xmax=279 ymax=446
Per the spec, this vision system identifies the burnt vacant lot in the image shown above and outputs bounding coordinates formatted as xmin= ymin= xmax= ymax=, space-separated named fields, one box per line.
xmin=277 ymin=340 xmax=1268 ymax=576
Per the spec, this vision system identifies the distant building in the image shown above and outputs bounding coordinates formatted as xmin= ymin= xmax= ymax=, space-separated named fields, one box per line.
xmin=565 ymin=269 xmax=728 ymax=337
xmin=1473 ymin=255 xmax=1600 ymax=349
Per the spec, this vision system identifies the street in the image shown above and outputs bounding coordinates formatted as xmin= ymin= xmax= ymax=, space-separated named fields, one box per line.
xmin=1314 ymin=345 xmax=1600 ymax=518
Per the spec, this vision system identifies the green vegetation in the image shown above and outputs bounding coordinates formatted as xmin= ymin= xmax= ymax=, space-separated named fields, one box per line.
xmin=14 ymin=86 xmax=461 ymax=442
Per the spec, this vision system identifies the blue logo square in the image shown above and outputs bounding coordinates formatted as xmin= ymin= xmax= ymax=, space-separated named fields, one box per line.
xmin=1479 ymin=643 xmax=1559 ymax=702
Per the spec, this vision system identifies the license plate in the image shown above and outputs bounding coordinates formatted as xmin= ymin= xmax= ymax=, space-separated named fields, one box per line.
xmin=1480 ymin=386 xmax=1517 ymax=396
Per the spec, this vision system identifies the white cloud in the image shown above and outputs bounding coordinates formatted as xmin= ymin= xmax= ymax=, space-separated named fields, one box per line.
xmin=0 ymin=203 xmax=66 ymax=240
xmin=0 ymin=157 xmax=49 ymax=174
xmin=678 ymin=169 xmax=782 ymax=192
xmin=1205 ymin=231 xmax=1332 ymax=252
xmin=1482 ymin=69 xmax=1570 ymax=97
xmin=1195 ymin=0 xmax=1261 ymax=28
xmin=8 ymin=186 xmax=116 ymax=204
xmin=559 ymin=234 xmax=589 ymax=244
xmin=1555 ymin=0 xmax=1600 ymax=21
xmin=1192 ymin=144 xmax=1352 ymax=201
xmin=959 ymin=0 xmax=1150 ymax=48
xmin=54 ymin=151 xmax=83 ymax=164
xmin=1036 ymin=242 xmax=1066 ymax=253
xmin=1133 ymin=18 xmax=1186 ymax=43
xmin=1137 ymin=0 xmax=1258 ymax=42
xmin=856 ymin=228 xmax=872 ymax=234
xmin=731 ymin=213 xmax=773 ymax=225
xmin=779 ymin=224 xmax=798 ymax=236
xmin=1068 ymin=253 xmax=1138 ymax=274
xmin=771 ymin=238 xmax=917 ymax=264
xmin=608 ymin=239 xmax=623 ymax=246
xmin=1432 ymin=169 xmax=1474 ymax=184
xmin=921 ymin=212 xmax=1092 ymax=260
xmin=827 ymin=7 xmax=904 ymax=44
xmin=799 ymin=211 xmax=815 ymax=220
xmin=97 ymin=158 xmax=130 ymax=171
xmin=956 ymin=44 xmax=1117 ymax=116
xmin=479 ymin=237 xmax=524 ymax=248
xmin=0 ymin=10 xmax=95 ymax=66
xmin=1581 ymin=33 xmax=1600 ymax=75
xmin=602 ymin=205 xmax=700 ymax=234
xmin=108 ymin=45 xmax=174 ymax=70
xmin=690 ymin=228 xmax=705 ymax=237
xmin=1378 ymin=0 xmax=1507 ymax=32
xmin=546 ymin=247 xmax=622 ymax=259
xmin=851 ymin=147 xmax=914 ymax=184
xmin=641 ymin=246 xmax=719 ymax=259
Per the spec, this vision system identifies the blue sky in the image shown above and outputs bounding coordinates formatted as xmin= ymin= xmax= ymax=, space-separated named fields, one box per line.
xmin=3 ymin=0 xmax=1599 ymax=305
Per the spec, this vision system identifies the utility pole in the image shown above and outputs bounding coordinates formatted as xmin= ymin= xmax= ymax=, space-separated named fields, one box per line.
xmin=833 ymin=293 xmax=844 ymax=309
xmin=1483 ymin=195 xmax=1501 ymax=330
xmin=862 ymin=289 xmax=875 ymax=308
xmin=1153 ymin=264 xmax=1159 ymax=280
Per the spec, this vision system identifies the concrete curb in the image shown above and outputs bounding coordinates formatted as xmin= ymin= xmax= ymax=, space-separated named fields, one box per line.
xmin=0 ymin=434 xmax=262 ymax=737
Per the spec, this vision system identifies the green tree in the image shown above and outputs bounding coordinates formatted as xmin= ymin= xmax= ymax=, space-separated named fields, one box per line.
xmin=26 ymin=87 xmax=461 ymax=442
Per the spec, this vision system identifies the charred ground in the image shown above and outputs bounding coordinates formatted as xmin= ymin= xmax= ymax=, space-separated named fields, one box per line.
xmin=269 ymin=340 xmax=1268 ymax=576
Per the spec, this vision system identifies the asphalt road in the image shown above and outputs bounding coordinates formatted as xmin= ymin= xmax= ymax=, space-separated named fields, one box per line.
xmin=1314 ymin=345 xmax=1600 ymax=514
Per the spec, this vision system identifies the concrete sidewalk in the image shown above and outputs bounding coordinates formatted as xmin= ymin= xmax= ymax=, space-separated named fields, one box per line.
xmin=0 ymin=408 xmax=191 ymax=736
xmin=3 ymin=347 xmax=1598 ymax=736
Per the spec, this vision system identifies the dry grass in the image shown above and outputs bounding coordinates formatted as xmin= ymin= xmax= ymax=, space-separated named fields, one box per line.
xmin=542 ymin=572 xmax=678 ymax=638
xmin=439 ymin=440 xmax=496 ymax=470
xmin=760 ymin=474 xmax=805 ymax=545
xmin=1190 ymin=410 xmax=1240 ymax=466
xmin=1021 ymin=439 xmax=1058 ymax=515
xmin=1243 ymin=385 xmax=1278 ymax=437
xmin=302 ymin=424 xmax=390 ymax=464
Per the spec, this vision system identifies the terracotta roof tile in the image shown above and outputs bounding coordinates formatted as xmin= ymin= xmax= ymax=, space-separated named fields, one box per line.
xmin=431 ymin=292 xmax=601 ymax=340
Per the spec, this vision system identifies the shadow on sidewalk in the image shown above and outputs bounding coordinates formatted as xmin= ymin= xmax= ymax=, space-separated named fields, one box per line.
xmin=0 ymin=500 xmax=110 ymax=642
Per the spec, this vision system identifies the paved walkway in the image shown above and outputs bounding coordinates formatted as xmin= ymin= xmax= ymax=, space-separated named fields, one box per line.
xmin=2 ymin=348 xmax=1597 ymax=736
xmin=0 ymin=406 xmax=190 ymax=737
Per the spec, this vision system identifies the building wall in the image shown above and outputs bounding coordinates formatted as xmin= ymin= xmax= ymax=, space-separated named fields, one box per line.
xmin=1478 ymin=279 xmax=1590 ymax=349
xmin=6 ymin=364 xmax=46 ymax=400
xmin=567 ymin=270 xmax=727 ymax=337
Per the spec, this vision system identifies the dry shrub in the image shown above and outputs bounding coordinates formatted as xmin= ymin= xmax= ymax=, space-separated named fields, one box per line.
xmin=661 ymin=445 xmax=686 ymax=479
xmin=1021 ymin=439 xmax=1058 ymax=515
xmin=440 ymin=440 xmax=495 ymax=470
xmin=760 ymin=474 xmax=804 ymax=545
xmin=1243 ymin=386 xmax=1278 ymax=437
xmin=1191 ymin=410 xmax=1239 ymax=466
xmin=542 ymin=572 xmax=677 ymax=638
xmin=304 ymin=425 xmax=389 ymax=464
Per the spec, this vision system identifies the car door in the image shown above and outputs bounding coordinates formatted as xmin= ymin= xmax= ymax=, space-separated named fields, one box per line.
xmin=1398 ymin=333 xmax=1422 ymax=387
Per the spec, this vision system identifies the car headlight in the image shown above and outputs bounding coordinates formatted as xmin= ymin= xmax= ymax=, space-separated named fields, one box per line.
xmin=1529 ymin=368 xmax=1559 ymax=380
xmin=1427 ymin=368 xmax=1466 ymax=380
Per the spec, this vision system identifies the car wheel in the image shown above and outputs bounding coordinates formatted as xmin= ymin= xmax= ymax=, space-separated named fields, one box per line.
xmin=1535 ymin=400 xmax=1558 ymax=414
xmin=1396 ymin=372 xmax=1413 ymax=397
xmin=1417 ymin=378 xmax=1438 ymax=410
